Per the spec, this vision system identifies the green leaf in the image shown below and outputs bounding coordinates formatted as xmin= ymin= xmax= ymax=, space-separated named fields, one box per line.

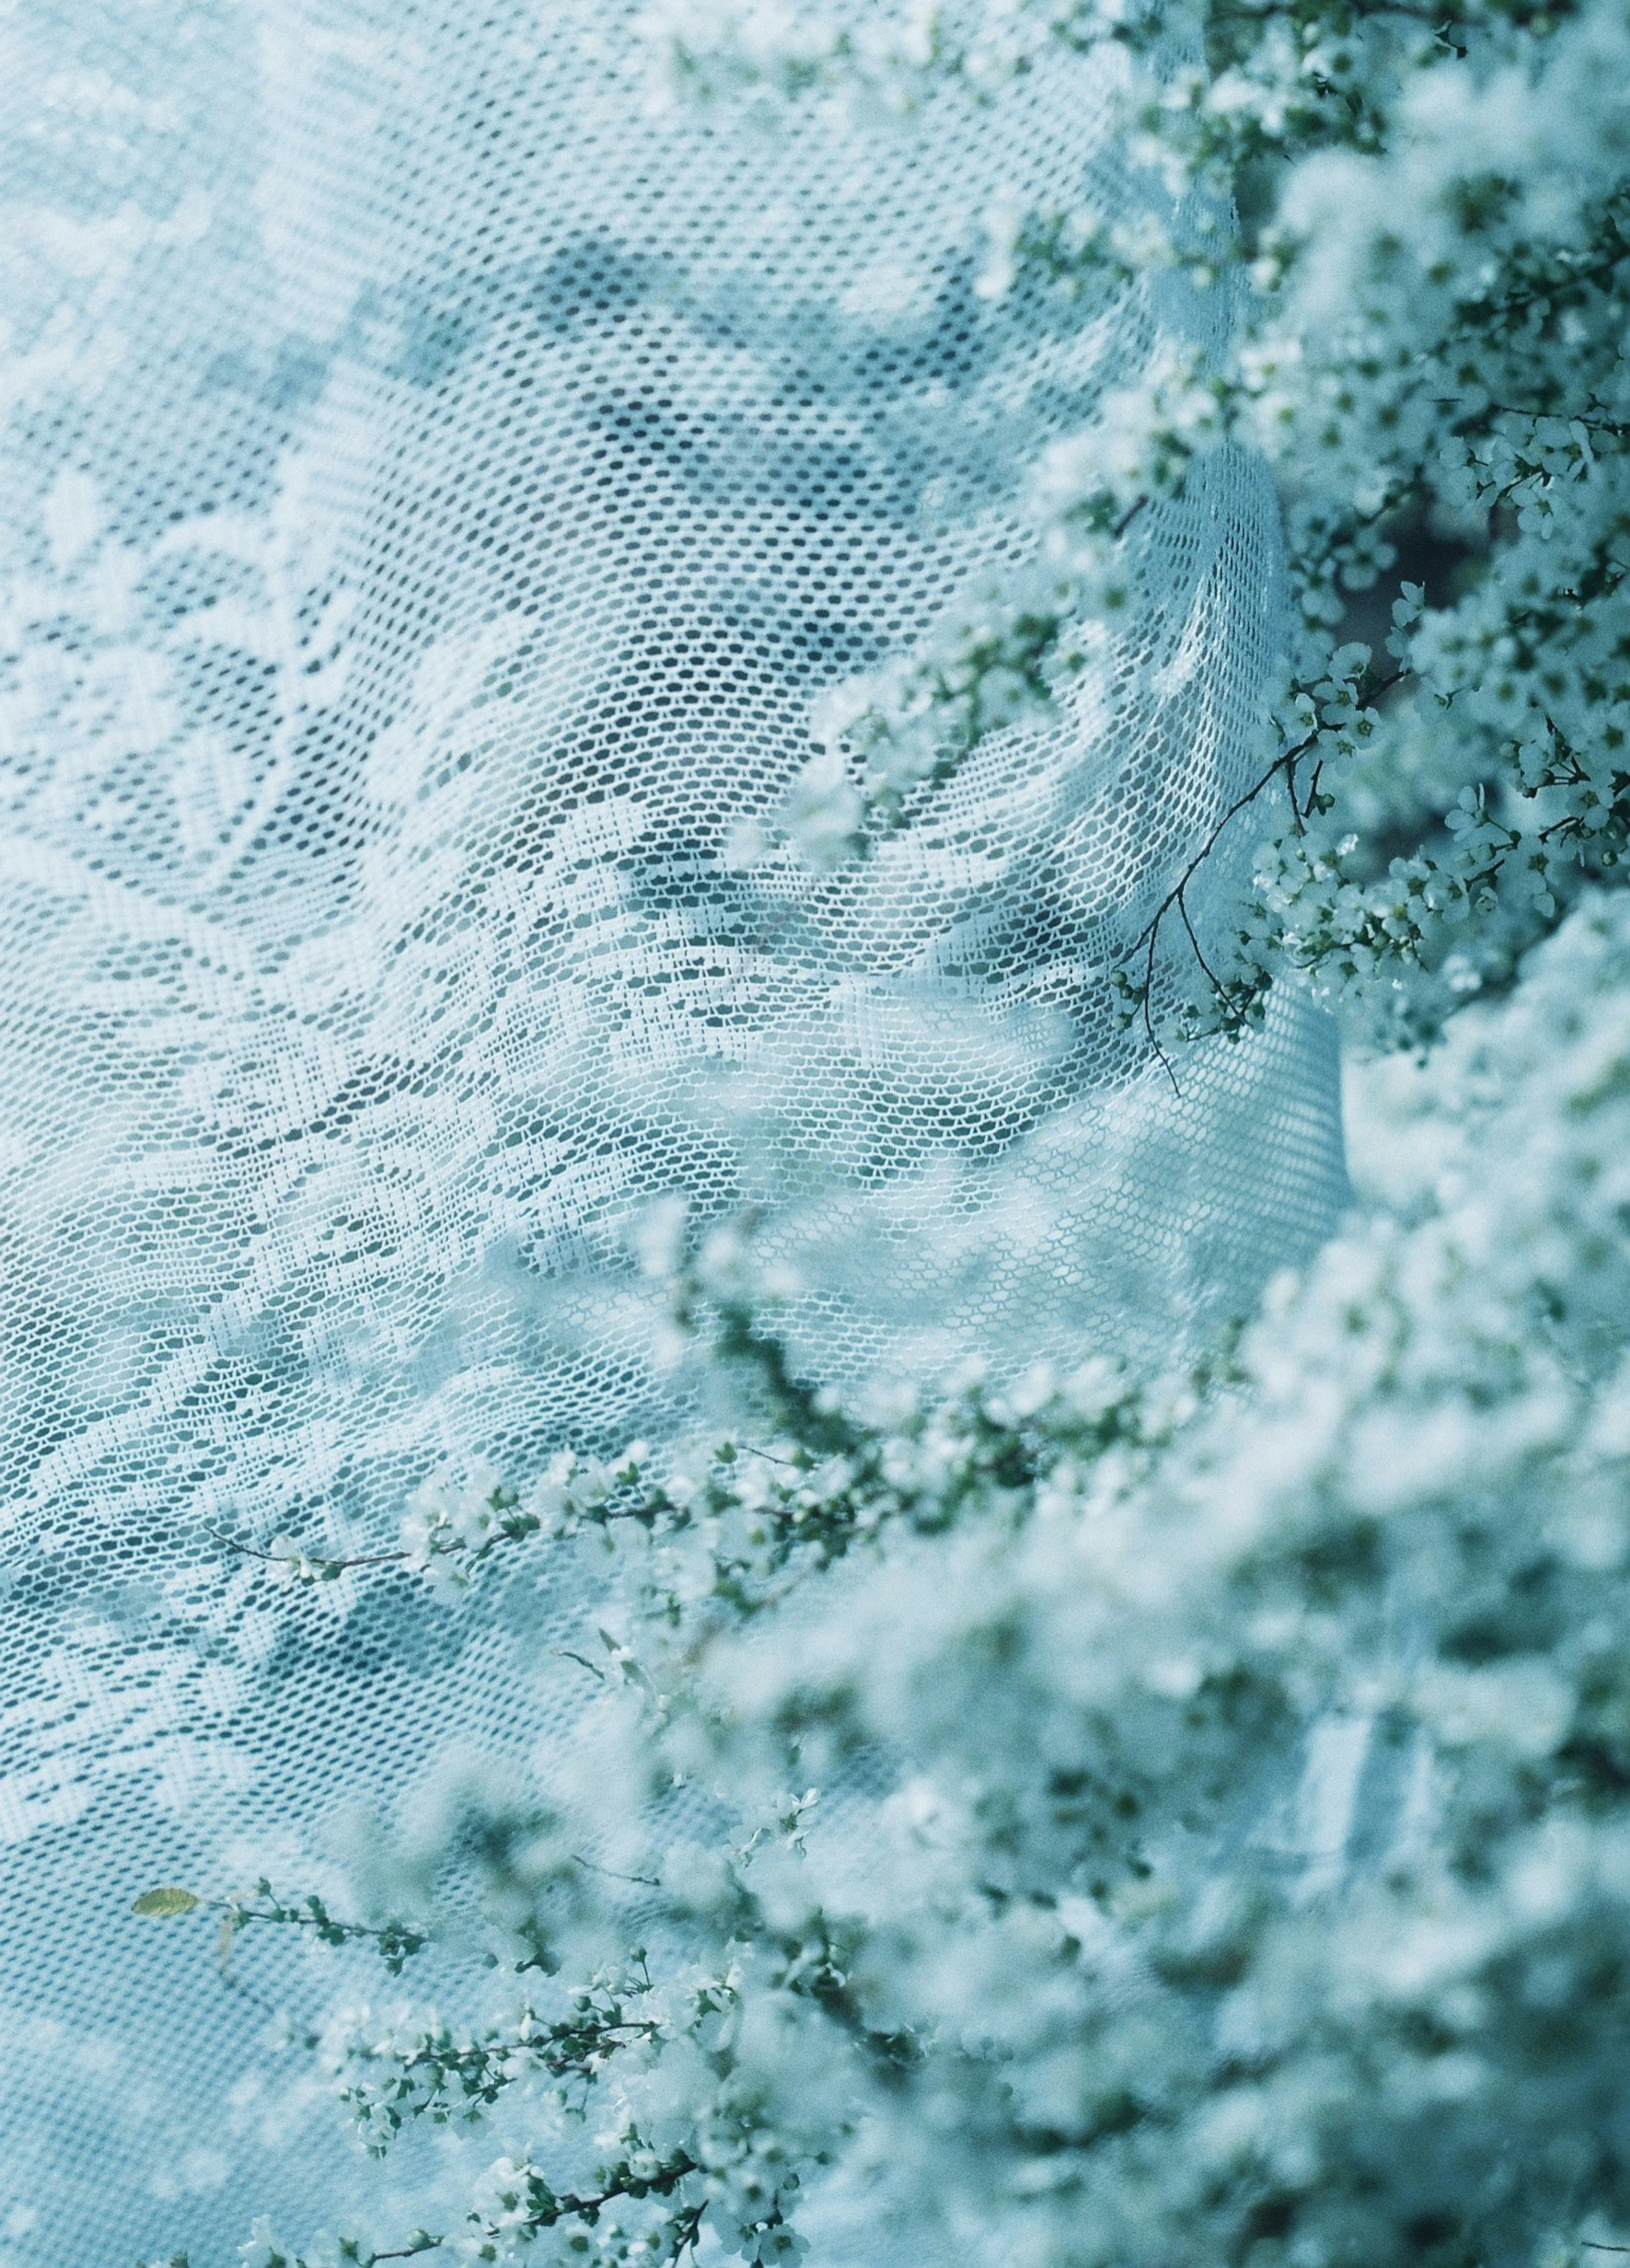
xmin=132 ymin=1886 xmax=202 ymax=1917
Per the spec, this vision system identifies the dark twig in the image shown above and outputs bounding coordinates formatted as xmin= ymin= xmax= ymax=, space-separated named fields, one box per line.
xmin=1141 ymin=917 xmax=1181 ymax=1096
xmin=205 ymin=1524 xmax=408 ymax=1575
xmin=1132 ymin=731 xmax=1320 ymax=970
xmin=1437 ymin=397 xmax=1630 ymax=438
xmin=1127 ymin=665 xmax=1411 ymax=1057
xmin=1113 ymin=494 xmax=1149 ymax=541
xmin=571 ymin=1852 xmax=663 ymax=1889
xmin=1175 ymin=882 xmax=1226 ymax=996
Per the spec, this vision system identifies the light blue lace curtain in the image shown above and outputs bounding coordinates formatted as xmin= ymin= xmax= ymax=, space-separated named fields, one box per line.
xmin=0 ymin=6 xmax=1345 ymax=2257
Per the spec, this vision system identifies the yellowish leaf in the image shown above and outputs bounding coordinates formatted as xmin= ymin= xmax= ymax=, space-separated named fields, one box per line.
xmin=131 ymin=1887 xmax=201 ymax=1917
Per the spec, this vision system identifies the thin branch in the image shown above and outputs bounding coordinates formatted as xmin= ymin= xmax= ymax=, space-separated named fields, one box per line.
xmin=1439 ymin=398 xmax=1630 ymax=438
xmin=535 ymin=2156 xmax=702 ymax=2234
xmin=215 ymin=1897 xmax=425 ymax=1957
xmin=1175 ymin=882 xmax=1226 ymax=996
xmin=1141 ymin=913 xmax=1181 ymax=1096
xmin=1127 ymin=740 xmax=1303 ymax=1072
xmin=205 ymin=1524 xmax=408 ymax=1575
xmin=1448 ymin=218 xmax=1630 ymax=337
xmin=571 ymin=1852 xmax=663 ymax=1889
xmin=1133 ymin=737 xmax=1314 ymax=963
xmin=1113 ymin=493 xmax=1149 ymax=541
xmin=556 ymin=1647 xmax=610 ymax=1681
xmin=1207 ymin=0 xmax=1459 ymax=22
xmin=1128 ymin=668 xmax=1411 ymax=1045
xmin=671 ymin=2202 xmax=710 ymax=2265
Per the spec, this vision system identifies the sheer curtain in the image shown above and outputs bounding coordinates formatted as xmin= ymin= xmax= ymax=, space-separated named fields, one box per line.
xmin=0 ymin=7 xmax=1345 ymax=2256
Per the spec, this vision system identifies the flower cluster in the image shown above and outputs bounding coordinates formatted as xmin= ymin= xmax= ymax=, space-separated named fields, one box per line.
xmin=771 ymin=579 xmax=1084 ymax=863
xmin=159 ymin=888 xmax=1630 ymax=2268
xmin=636 ymin=0 xmax=945 ymax=110
xmin=636 ymin=0 xmax=1104 ymax=113
xmin=674 ymin=891 xmax=1630 ymax=2268
xmin=637 ymin=0 xmax=1630 ymax=1044
xmin=1124 ymin=0 xmax=1630 ymax=1039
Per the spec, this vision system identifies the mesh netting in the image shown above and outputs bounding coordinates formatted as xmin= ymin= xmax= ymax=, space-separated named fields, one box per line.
xmin=0 ymin=6 xmax=1346 ymax=2258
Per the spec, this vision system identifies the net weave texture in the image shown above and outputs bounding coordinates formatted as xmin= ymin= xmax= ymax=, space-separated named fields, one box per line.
xmin=0 ymin=6 xmax=1346 ymax=2258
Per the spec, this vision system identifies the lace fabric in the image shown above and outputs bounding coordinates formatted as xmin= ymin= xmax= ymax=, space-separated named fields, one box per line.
xmin=0 ymin=6 xmax=1345 ymax=2256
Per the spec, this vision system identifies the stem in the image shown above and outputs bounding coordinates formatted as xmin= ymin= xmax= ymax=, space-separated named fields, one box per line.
xmin=1133 ymin=737 xmax=1315 ymax=963
xmin=1113 ymin=493 xmax=1149 ymax=541
xmin=1175 ymin=881 xmax=1226 ymax=995
xmin=571 ymin=1853 xmax=663 ymax=1888
xmin=212 ymin=1894 xmax=425 ymax=1959
xmin=1441 ymin=399 xmax=1630 ymax=437
xmin=1450 ymin=215 xmax=1630 ymax=335
xmin=1141 ymin=918 xmax=1182 ymax=1096
xmin=1207 ymin=0 xmax=1460 ymax=21
xmin=532 ymin=2154 xmax=703 ymax=2234
xmin=1128 ymin=666 xmax=1411 ymax=1041
xmin=205 ymin=1526 xmax=408 ymax=1575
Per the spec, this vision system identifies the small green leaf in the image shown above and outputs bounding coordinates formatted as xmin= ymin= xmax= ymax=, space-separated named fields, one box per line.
xmin=132 ymin=1886 xmax=202 ymax=1917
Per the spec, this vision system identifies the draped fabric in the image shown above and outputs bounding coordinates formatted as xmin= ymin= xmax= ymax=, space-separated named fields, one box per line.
xmin=0 ymin=7 xmax=1345 ymax=2257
